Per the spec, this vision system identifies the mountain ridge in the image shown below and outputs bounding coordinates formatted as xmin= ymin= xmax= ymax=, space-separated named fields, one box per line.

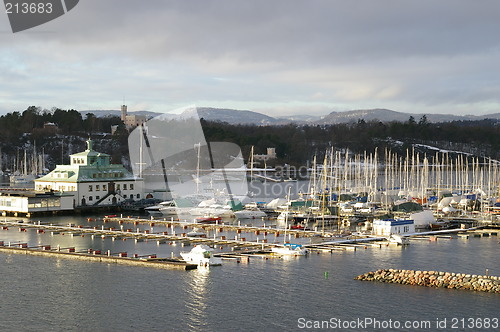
xmin=79 ymin=107 xmax=500 ymax=125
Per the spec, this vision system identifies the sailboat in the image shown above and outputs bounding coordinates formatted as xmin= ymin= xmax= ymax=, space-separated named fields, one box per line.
xmin=271 ymin=188 xmax=308 ymax=256
xmin=10 ymin=150 xmax=35 ymax=184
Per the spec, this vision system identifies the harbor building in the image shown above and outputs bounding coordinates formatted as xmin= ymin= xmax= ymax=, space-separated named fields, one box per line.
xmin=35 ymin=139 xmax=143 ymax=207
xmin=0 ymin=190 xmax=74 ymax=217
xmin=372 ymin=219 xmax=415 ymax=236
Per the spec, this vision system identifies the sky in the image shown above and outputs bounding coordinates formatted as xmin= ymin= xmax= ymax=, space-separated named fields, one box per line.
xmin=1 ymin=0 xmax=500 ymax=117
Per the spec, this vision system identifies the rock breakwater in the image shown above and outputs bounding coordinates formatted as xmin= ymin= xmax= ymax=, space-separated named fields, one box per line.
xmin=355 ymin=269 xmax=499 ymax=293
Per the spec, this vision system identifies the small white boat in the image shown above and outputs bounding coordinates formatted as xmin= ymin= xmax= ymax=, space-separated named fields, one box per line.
xmin=145 ymin=201 xmax=172 ymax=215
xmin=189 ymin=204 xmax=235 ymax=219
xmin=389 ymin=234 xmax=410 ymax=245
xmin=186 ymin=228 xmax=207 ymax=237
xmin=271 ymin=243 xmax=308 ymax=256
xmin=180 ymin=245 xmax=222 ymax=266
xmin=10 ymin=174 xmax=36 ymax=184
xmin=234 ymin=208 xmax=266 ymax=219
xmin=159 ymin=199 xmax=194 ymax=216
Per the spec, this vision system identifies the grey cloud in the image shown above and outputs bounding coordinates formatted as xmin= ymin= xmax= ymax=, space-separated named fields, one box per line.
xmin=1 ymin=0 xmax=500 ymax=115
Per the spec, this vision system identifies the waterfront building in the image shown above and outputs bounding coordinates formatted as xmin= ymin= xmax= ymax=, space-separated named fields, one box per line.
xmin=0 ymin=190 xmax=74 ymax=217
xmin=35 ymin=139 xmax=143 ymax=207
xmin=372 ymin=219 xmax=415 ymax=236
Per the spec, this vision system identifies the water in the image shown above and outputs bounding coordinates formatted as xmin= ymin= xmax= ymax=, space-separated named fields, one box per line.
xmin=0 ymin=215 xmax=498 ymax=331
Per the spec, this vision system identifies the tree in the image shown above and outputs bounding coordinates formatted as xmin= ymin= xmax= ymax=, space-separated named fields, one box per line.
xmin=418 ymin=115 xmax=428 ymax=126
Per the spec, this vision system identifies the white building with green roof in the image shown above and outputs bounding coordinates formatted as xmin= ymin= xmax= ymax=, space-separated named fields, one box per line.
xmin=35 ymin=139 xmax=143 ymax=207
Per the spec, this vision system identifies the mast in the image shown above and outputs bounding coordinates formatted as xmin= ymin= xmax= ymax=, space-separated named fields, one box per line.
xmin=250 ymin=145 xmax=254 ymax=180
xmin=195 ymin=142 xmax=201 ymax=194
xmin=23 ymin=150 xmax=27 ymax=176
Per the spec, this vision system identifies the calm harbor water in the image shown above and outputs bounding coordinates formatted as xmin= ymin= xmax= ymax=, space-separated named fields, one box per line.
xmin=0 ymin=215 xmax=498 ymax=331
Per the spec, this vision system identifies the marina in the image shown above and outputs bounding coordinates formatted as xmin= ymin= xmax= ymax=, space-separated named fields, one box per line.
xmin=1 ymin=110 xmax=499 ymax=332
xmin=0 ymin=213 xmax=497 ymax=269
xmin=4 ymin=2 xmax=500 ymax=330
xmin=1 ymin=215 xmax=498 ymax=331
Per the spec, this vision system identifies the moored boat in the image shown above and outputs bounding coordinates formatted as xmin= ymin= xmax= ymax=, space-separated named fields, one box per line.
xmin=234 ymin=207 xmax=266 ymax=219
xmin=180 ymin=245 xmax=222 ymax=266
xmin=195 ymin=216 xmax=222 ymax=224
xmin=271 ymin=243 xmax=308 ymax=256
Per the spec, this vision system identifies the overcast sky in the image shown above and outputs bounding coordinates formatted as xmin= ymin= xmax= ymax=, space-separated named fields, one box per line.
xmin=1 ymin=0 xmax=500 ymax=117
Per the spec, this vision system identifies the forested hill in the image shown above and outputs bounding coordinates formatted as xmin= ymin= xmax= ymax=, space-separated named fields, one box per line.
xmin=201 ymin=117 xmax=500 ymax=165
xmin=0 ymin=106 xmax=499 ymax=172
xmin=0 ymin=106 xmax=123 ymax=138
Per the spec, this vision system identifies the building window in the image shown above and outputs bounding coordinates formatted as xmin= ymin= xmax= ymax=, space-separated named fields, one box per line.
xmin=89 ymin=196 xmax=93 ymax=201
xmin=89 ymin=185 xmax=93 ymax=192
xmin=123 ymin=184 xmax=127 ymax=190
xmin=123 ymin=194 xmax=127 ymax=199
xmin=136 ymin=194 xmax=140 ymax=199
xmin=96 ymin=196 xmax=100 ymax=200
xmin=102 ymin=185 xmax=107 ymax=191
xmin=130 ymin=184 xmax=134 ymax=190
xmin=116 ymin=184 xmax=121 ymax=190
xmin=96 ymin=185 xmax=100 ymax=191
xmin=92 ymin=174 xmax=96 ymax=178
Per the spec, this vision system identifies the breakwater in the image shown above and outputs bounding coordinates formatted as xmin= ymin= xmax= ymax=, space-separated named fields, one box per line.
xmin=355 ymin=269 xmax=500 ymax=293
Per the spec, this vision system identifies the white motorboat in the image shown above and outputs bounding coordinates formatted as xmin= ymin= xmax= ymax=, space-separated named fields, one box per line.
xmin=271 ymin=243 xmax=308 ymax=256
xmin=180 ymin=245 xmax=222 ymax=266
xmin=389 ymin=234 xmax=410 ymax=245
xmin=186 ymin=227 xmax=207 ymax=237
xmin=189 ymin=203 xmax=235 ymax=219
xmin=159 ymin=199 xmax=195 ymax=216
xmin=234 ymin=207 xmax=266 ymax=219
xmin=145 ymin=201 xmax=172 ymax=215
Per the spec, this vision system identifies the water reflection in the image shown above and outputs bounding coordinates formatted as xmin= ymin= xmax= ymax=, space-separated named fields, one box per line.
xmin=184 ymin=268 xmax=211 ymax=331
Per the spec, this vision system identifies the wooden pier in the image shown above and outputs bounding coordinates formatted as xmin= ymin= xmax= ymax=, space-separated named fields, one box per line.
xmin=0 ymin=245 xmax=197 ymax=270
xmin=0 ymin=219 xmax=287 ymax=249
xmin=104 ymin=215 xmax=338 ymax=238
xmin=1 ymin=217 xmax=496 ymax=268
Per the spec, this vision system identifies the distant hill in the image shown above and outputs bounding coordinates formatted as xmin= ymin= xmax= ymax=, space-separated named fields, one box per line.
xmin=80 ymin=107 xmax=500 ymax=125
xmin=81 ymin=107 xmax=277 ymax=125
xmin=80 ymin=110 xmax=159 ymax=118
xmin=275 ymin=114 xmax=322 ymax=123
xmin=182 ymin=107 xmax=278 ymax=125
xmin=316 ymin=108 xmax=500 ymax=124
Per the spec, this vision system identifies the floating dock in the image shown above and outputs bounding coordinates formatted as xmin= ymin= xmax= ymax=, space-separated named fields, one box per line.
xmin=0 ymin=218 xmax=496 ymax=269
xmin=0 ymin=243 xmax=197 ymax=270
